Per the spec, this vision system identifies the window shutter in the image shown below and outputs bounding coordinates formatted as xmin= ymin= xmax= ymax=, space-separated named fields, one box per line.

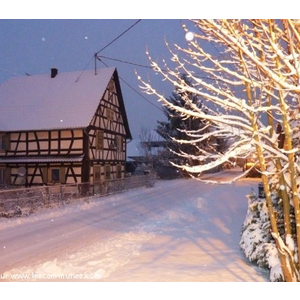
xmin=60 ymin=167 xmax=66 ymax=184
xmin=42 ymin=167 xmax=48 ymax=183
xmin=96 ymin=130 xmax=104 ymax=150
xmin=93 ymin=165 xmax=101 ymax=182
xmin=116 ymin=165 xmax=122 ymax=179
xmin=105 ymin=165 xmax=111 ymax=180
xmin=5 ymin=134 xmax=10 ymax=151
xmin=5 ymin=168 xmax=11 ymax=184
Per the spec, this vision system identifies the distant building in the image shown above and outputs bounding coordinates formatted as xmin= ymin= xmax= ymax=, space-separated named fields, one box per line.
xmin=0 ymin=67 xmax=132 ymax=187
xmin=127 ymin=130 xmax=167 ymax=165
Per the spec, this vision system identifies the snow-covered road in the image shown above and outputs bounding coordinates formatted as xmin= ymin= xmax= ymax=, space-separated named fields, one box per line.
xmin=0 ymin=169 xmax=269 ymax=282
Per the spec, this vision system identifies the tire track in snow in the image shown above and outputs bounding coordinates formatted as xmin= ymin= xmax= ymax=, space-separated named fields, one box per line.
xmin=0 ymin=180 xmax=196 ymax=280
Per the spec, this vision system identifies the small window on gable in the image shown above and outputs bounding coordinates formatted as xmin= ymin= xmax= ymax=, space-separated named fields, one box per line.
xmin=106 ymin=108 xmax=114 ymax=121
xmin=96 ymin=130 xmax=104 ymax=150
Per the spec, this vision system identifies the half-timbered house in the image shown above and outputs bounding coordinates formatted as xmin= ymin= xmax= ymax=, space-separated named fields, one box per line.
xmin=0 ymin=67 xmax=132 ymax=187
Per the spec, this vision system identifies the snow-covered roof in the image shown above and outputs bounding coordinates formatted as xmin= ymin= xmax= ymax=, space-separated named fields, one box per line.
xmin=0 ymin=67 xmax=128 ymax=133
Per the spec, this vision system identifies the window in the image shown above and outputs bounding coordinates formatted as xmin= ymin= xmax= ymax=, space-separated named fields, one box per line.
xmin=105 ymin=165 xmax=111 ymax=180
xmin=0 ymin=134 xmax=10 ymax=152
xmin=0 ymin=168 xmax=4 ymax=183
xmin=49 ymin=167 xmax=65 ymax=184
xmin=51 ymin=169 xmax=60 ymax=182
xmin=96 ymin=130 xmax=104 ymax=150
xmin=0 ymin=135 xmax=4 ymax=151
xmin=0 ymin=168 xmax=10 ymax=185
xmin=94 ymin=165 xmax=101 ymax=182
xmin=106 ymin=108 xmax=114 ymax=121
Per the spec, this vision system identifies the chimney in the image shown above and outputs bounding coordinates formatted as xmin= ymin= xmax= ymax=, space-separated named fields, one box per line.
xmin=51 ymin=68 xmax=58 ymax=78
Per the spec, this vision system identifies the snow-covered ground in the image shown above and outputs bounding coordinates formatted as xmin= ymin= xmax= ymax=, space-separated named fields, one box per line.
xmin=1 ymin=168 xmax=290 ymax=298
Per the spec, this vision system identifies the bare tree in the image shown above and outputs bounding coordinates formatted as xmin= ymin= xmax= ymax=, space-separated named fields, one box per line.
xmin=137 ymin=126 xmax=167 ymax=170
xmin=137 ymin=19 xmax=300 ymax=282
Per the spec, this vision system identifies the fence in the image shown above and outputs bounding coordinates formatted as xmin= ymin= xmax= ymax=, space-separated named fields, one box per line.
xmin=0 ymin=174 xmax=155 ymax=218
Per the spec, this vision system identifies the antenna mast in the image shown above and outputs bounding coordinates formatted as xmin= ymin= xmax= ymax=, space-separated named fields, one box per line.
xmin=94 ymin=53 xmax=97 ymax=75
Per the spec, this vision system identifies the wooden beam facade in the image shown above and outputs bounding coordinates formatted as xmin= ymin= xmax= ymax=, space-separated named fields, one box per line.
xmin=0 ymin=71 xmax=130 ymax=187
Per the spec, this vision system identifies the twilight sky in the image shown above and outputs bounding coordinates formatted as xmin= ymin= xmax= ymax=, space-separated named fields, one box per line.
xmin=0 ymin=19 xmax=196 ymax=139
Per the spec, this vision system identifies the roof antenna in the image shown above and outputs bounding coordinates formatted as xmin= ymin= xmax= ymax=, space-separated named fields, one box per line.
xmin=94 ymin=53 xmax=97 ymax=75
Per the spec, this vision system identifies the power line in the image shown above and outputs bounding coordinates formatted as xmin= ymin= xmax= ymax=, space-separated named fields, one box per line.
xmin=98 ymin=55 xmax=216 ymax=81
xmin=91 ymin=19 xmax=164 ymax=113
xmin=97 ymin=55 xmax=153 ymax=70
xmin=76 ymin=19 xmax=142 ymax=82
xmin=96 ymin=19 xmax=142 ymax=55
xmin=120 ymin=77 xmax=165 ymax=112
xmin=75 ymin=55 xmax=94 ymax=82
xmin=98 ymin=58 xmax=164 ymax=112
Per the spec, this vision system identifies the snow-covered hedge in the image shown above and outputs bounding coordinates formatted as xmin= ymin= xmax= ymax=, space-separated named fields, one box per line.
xmin=240 ymin=191 xmax=286 ymax=282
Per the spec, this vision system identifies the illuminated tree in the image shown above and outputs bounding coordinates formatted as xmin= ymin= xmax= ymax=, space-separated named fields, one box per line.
xmin=137 ymin=19 xmax=300 ymax=282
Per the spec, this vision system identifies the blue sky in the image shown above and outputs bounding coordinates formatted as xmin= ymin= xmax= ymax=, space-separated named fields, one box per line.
xmin=0 ymin=19 xmax=194 ymax=140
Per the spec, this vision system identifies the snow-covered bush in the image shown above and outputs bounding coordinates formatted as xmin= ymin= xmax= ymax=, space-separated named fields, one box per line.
xmin=240 ymin=190 xmax=300 ymax=282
